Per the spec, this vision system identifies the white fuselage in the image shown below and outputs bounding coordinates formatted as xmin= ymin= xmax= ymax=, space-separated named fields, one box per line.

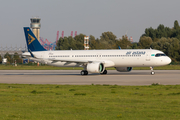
xmin=23 ymin=49 xmax=171 ymax=68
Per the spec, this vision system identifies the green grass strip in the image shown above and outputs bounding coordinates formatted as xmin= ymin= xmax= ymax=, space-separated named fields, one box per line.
xmin=0 ymin=84 xmax=180 ymax=120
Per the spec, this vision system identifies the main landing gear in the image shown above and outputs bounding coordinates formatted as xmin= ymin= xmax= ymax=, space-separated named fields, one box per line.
xmin=81 ymin=70 xmax=107 ymax=75
xmin=81 ymin=70 xmax=88 ymax=75
xmin=150 ymin=67 xmax=155 ymax=75
xmin=100 ymin=70 xmax=107 ymax=75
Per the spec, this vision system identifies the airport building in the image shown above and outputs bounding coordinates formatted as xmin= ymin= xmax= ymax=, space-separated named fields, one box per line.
xmin=30 ymin=17 xmax=41 ymax=41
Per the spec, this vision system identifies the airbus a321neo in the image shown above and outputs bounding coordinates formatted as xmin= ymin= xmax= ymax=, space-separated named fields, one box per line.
xmin=22 ymin=27 xmax=171 ymax=75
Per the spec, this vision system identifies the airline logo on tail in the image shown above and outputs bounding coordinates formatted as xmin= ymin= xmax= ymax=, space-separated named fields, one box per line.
xmin=24 ymin=27 xmax=46 ymax=51
xmin=28 ymin=33 xmax=35 ymax=45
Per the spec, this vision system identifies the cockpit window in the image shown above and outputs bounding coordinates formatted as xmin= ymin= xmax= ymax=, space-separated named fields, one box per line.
xmin=155 ymin=53 xmax=166 ymax=57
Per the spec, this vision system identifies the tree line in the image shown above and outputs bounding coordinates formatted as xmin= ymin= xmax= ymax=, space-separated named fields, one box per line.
xmin=56 ymin=20 xmax=180 ymax=62
xmin=56 ymin=32 xmax=132 ymax=50
xmin=139 ymin=20 xmax=180 ymax=62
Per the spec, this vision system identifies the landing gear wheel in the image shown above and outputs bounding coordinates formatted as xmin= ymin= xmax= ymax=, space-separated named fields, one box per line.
xmin=151 ymin=71 xmax=155 ymax=75
xmin=81 ymin=70 xmax=88 ymax=75
xmin=101 ymin=70 xmax=107 ymax=75
xmin=150 ymin=67 xmax=155 ymax=75
xmin=81 ymin=71 xmax=84 ymax=75
xmin=84 ymin=71 xmax=88 ymax=75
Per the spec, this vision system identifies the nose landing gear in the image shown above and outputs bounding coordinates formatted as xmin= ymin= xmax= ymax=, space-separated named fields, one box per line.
xmin=150 ymin=67 xmax=155 ymax=75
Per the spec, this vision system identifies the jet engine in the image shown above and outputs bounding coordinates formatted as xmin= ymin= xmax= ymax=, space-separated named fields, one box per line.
xmin=115 ymin=67 xmax=133 ymax=72
xmin=87 ymin=62 xmax=105 ymax=73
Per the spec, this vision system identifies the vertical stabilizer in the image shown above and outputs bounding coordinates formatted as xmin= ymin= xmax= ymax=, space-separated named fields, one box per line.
xmin=24 ymin=27 xmax=46 ymax=52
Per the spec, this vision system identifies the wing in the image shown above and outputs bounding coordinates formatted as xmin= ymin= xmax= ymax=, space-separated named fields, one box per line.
xmin=47 ymin=58 xmax=114 ymax=67
xmin=48 ymin=58 xmax=98 ymax=64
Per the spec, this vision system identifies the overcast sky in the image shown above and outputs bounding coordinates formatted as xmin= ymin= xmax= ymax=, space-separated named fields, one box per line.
xmin=0 ymin=0 xmax=180 ymax=48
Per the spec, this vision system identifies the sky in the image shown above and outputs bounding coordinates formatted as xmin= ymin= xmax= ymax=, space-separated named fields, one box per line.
xmin=0 ymin=0 xmax=180 ymax=48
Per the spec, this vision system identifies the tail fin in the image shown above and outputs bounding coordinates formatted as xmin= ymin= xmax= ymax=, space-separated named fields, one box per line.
xmin=24 ymin=27 xmax=46 ymax=52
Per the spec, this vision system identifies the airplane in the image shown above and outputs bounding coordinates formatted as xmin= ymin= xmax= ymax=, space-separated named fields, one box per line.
xmin=22 ymin=27 xmax=171 ymax=75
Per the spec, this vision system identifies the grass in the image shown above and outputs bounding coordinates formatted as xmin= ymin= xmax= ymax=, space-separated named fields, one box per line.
xmin=0 ymin=84 xmax=180 ymax=120
xmin=0 ymin=64 xmax=180 ymax=70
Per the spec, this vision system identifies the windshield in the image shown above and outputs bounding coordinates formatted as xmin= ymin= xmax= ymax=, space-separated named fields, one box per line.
xmin=155 ymin=53 xmax=166 ymax=57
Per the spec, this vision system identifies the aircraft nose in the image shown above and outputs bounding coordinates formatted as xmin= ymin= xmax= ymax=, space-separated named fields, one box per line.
xmin=166 ymin=57 xmax=171 ymax=64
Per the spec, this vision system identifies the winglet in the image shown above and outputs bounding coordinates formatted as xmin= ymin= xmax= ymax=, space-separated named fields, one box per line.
xmin=24 ymin=27 xmax=46 ymax=52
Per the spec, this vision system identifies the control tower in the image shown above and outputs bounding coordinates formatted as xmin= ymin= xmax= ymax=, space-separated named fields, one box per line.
xmin=30 ymin=17 xmax=41 ymax=41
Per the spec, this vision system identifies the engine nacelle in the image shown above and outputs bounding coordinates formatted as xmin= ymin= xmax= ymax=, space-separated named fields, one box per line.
xmin=115 ymin=67 xmax=133 ymax=72
xmin=87 ymin=62 xmax=105 ymax=73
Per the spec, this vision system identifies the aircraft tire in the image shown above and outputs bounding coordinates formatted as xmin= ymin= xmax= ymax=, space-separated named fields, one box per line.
xmin=101 ymin=70 xmax=107 ymax=75
xmin=151 ymin=71 xmax=155 ymax=75
xmin=84 ymin=71 xmax=88 ymax=75
xmin=81 ymin=70 xmax=88 ymax=75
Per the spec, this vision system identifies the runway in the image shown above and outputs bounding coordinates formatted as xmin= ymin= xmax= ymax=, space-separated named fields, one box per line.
xmin=0 ymin=70 xmax=179 ymax=85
